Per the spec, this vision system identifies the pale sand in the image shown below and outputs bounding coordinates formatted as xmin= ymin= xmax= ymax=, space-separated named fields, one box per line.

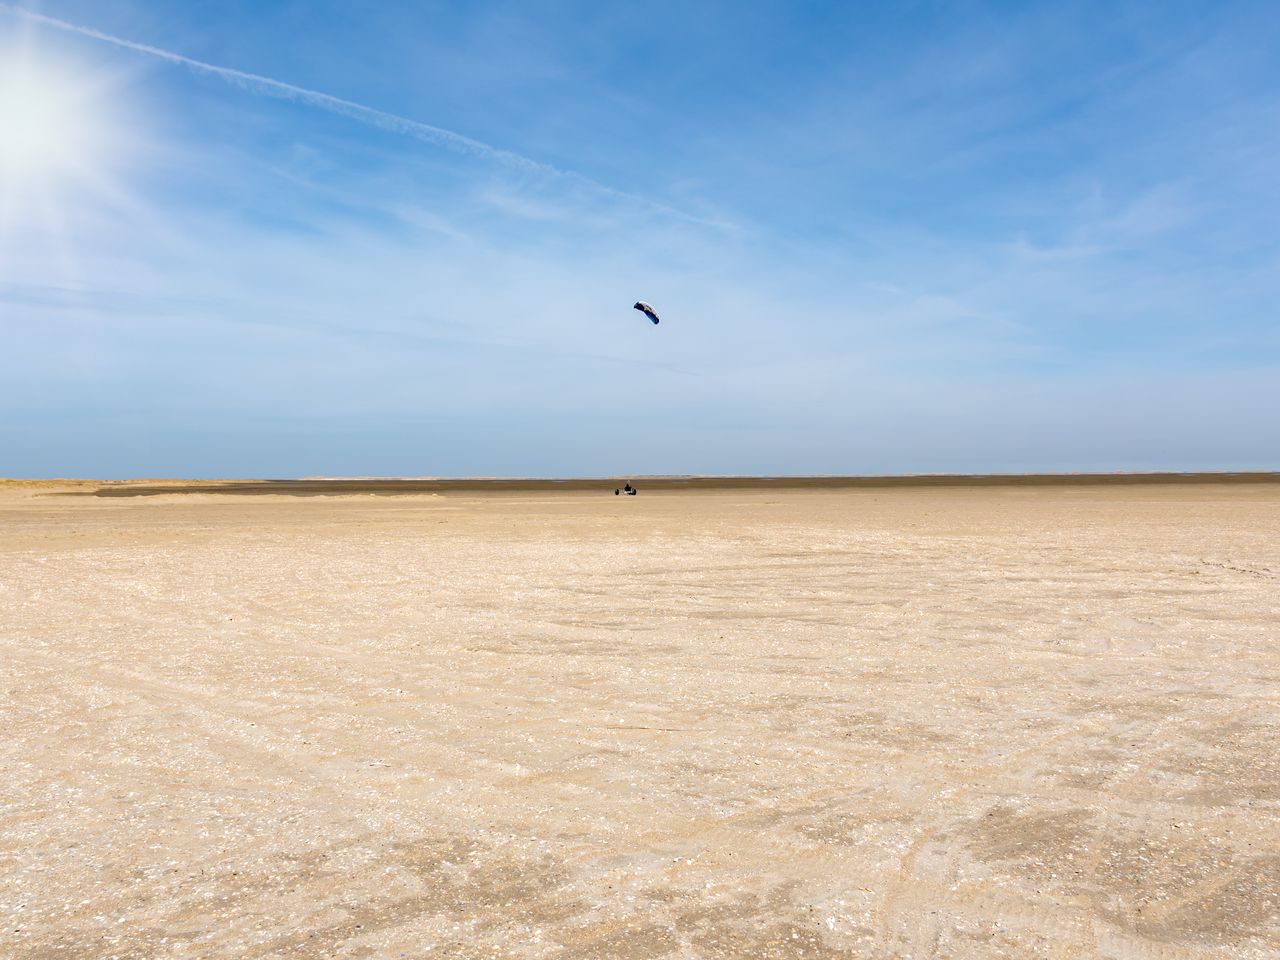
xmin=1 ymin=482 xmax=1278 ymax=958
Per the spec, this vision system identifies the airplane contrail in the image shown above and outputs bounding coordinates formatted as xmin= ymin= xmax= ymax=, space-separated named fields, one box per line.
xmin=1 ymin=5 xmax=720 ymax=225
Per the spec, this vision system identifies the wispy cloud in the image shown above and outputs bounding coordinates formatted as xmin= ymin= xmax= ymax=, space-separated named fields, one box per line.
xmin=0 ymin=3 xmax=725 ymax=227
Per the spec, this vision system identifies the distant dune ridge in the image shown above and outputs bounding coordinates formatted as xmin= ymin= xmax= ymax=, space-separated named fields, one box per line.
xmin=2 ymin=471 xmax=1278 ymax=497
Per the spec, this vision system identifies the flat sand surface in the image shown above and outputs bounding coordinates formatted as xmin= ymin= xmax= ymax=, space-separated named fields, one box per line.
xmin=2 ymin=482 xmax=1278 ymax=958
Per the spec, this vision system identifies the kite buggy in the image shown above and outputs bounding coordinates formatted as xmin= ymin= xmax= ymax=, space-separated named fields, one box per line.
xmin=613 ymin=302 xmax=657 ymax=494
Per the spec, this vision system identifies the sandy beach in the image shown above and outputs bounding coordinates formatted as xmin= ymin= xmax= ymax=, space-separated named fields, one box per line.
xmin=2 ymin=479 xmax=1278 ymax=958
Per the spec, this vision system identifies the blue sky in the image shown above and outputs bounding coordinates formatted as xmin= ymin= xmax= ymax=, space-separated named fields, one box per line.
xmin=1 ymin=1 xmax=1277 ymax=477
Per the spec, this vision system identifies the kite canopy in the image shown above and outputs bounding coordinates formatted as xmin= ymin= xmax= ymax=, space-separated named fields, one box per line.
xmin=633 ymin=301 xmax=660 ymax=325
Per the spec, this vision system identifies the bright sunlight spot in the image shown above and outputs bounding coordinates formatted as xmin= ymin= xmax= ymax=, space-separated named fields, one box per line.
xmin=0 ymin=42 xmax=133 ymax=257
xmin=0 ymin=57 xmax=96 ymax=181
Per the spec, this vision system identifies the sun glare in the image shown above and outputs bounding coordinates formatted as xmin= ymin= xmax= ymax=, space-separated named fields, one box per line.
xmin=0 ymin=58 xmax=97 ymax=182
xmin=0 ymin=41 xmax=135 ymax=266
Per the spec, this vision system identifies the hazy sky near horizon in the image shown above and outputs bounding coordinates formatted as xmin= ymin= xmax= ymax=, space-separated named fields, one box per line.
xmin=2 ymin=1 xmax=1277 ymax=477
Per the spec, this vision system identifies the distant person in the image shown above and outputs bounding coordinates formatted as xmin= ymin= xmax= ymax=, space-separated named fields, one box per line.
xmin=624 ymin=482 xmax=637 ymax=496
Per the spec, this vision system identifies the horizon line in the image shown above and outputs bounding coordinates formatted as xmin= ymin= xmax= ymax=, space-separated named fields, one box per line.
xmin=5 ymin=471 xmax=1279 ymax=497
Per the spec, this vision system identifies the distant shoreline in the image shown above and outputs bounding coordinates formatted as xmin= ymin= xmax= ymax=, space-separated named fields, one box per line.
xmin=3 ymin=472 xmax=1278 ymax=497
